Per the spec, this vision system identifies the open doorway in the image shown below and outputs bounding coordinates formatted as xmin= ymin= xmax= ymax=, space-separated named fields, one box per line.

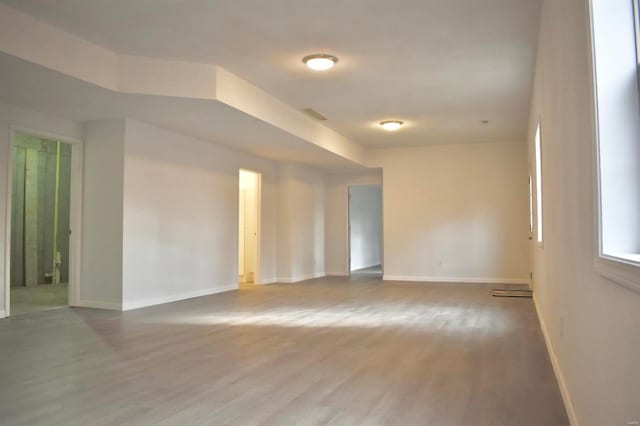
xmin=8 ymin=132 xmax=73 ymax=315
xmin=238 ymin=169 xmax=261 ymax=285
xmin=349 ymin=185 xmax=383 ymax=278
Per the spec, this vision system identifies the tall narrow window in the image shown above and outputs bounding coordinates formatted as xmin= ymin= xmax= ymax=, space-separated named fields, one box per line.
xmin=591 ymin=0 xmax=640 ymax=291
xmin=592 ymin=0 xmax=640 ymax=262
xmin=534 ymin=123 xmax=543 ymax=244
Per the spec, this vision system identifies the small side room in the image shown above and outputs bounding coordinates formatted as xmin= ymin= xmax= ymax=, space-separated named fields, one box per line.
xmin=238 ymin=169 xmax=260 ymax=286
xmin=0 ymin=1 xmax=638 ymax=425
xmin=9 ymin=132 xmax=73 ymax=315
xmin=348 ymin=184 xmax=383 ymax=278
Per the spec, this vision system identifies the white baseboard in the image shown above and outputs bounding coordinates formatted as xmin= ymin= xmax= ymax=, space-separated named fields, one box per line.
xmin=76 ymin=300 xmax=122 ymax=310
xmin=122 ymin=284 xmax=238 ymax=311
xmin=257 ymin=278 xmax=277 ymax=285
xmin=0 ymin=309 xmax=6 ymax=319
xmin=383 ymin=275 xmax=529 ymax=285
xmin=276 ymin=273 xmax=325 ymax=283
xmin=533 ymin=294 xmax=579 ymax=426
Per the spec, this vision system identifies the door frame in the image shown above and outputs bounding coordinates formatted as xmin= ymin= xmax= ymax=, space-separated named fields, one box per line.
xmin=348 ymin=186 xmax=351 ymax=274
xmin=528 ymin=172 xmax=535 ymax=290
xmin=347 ymin=184 xmax=384 ymax=276
xmin=238 ymin=168 xmax=261 ymax=285
xmin=4 ymin=126 xmax=84 ymax=316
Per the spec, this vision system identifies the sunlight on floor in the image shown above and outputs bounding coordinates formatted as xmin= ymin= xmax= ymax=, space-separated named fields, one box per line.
xmin=150 ymin=304 xmax=513 ymax=335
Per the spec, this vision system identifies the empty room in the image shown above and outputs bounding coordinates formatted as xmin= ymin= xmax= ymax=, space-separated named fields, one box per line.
xmin=0 ymin=1 xmax=638 ymax=425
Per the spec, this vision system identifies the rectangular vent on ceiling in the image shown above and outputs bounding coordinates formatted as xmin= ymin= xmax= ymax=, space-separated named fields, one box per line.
xmin=302 ymin=108 xmax=328 ymax=121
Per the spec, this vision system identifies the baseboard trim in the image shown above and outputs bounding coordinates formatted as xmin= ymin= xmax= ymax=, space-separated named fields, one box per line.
xmin=276 ymin=273 xmax=325 ymax=283
xmin=533 ymin=294 xmax=579 ymax=426
xmin=122 ymin=284 xmax=238 ymax=311
xmin=76 ymin=300 xmax=122 ymax=311
xmin=257 ymin=278 xmax=277 ymax=285
xmin=0 ymin=309 xmax=6 ymax=319
xmin=383 ymin=275 xmax=529 ymax=285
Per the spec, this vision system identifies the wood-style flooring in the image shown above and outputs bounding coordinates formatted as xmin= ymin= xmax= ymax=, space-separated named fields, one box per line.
xmin=9 ymin=282 xmax=68 ymax=315
xmin=0 ymin=276 xmax=568 ymax=425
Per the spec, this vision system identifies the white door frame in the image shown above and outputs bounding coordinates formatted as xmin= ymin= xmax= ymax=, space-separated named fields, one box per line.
xmin=238 ymin=168 xmax=261 ymax=285
xmin=347 ymin=184 xmax=384 ymax=276
xmin=347 ymin=186 xmax=351 ymax=274
xmin=4 ymin=126 xmax=84 ymax=316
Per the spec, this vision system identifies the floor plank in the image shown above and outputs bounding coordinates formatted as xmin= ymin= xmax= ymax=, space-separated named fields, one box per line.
xmin=0 ymin=276 xmax=568 ymax=425
xmin=9 ymin=282 xmax=68 ymax=315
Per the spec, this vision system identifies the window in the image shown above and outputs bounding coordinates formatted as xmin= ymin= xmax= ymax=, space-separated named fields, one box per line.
xmin=635 ymin=0 xmax=640 ymax=76
xmin=534 ymin=123 xmax=543 ymax=244
xmin=591 ymin=0 xmax=640 ymax=291
xmin=528 ymin=176 xmax=534 ymax=235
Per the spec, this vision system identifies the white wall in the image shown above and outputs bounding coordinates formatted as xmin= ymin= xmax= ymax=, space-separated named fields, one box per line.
xmin=2 ymin=111 xmax=328 ymax=313
xmin=324 ymin=171 xmax=382 ymax=276
xmin=0 ymin=102 xmax=83 ymax=317
xmin=528 ymin=1 xmax=640 ymax=424
xmin=122 ymin=119 xmax=278 ymax=309
xmin=369 ymin=142 xmax=529 ymax=283
xmin=349 ymin=185 xmax=382 ymax=271
xmin=81 ymin=120 xmax=125 ymax=309
xmin=277 ymin=163 xmax=325 ymax=282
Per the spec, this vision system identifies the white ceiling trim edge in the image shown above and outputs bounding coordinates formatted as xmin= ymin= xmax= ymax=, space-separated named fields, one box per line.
xmin=0 ymin=3 xmax=366 ymax=166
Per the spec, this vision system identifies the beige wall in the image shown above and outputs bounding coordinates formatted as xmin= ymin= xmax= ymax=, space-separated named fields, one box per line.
xmin=276 ymin=163 xmax=325 ymax=282
xmin=122 ymin=119 xmax=279 ymax=309
xmin=81 ymin=120 xmax=125 ymax=309
xmin=81 ymin=117 xmax=282 ymax=310
xmin=528 ymin=1 xmax=640 ymax=424
xmin=369 ymin=142 xmax=529 ymax=283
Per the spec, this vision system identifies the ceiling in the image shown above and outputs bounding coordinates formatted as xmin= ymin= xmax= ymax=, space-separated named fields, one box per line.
xmin=0 ymin=0 xmax=541 ymax=148
xmin=0 ymin=53 xmax=363 ymax=171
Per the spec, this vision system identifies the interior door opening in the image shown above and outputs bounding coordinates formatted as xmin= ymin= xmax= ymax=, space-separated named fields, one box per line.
xmin=238 ymin=169 xmax=260 ymax=285
xmin=8 ymin=132 xmax=73 ymax=315
xmin=348 ymin=185 xmax=383 ymax=278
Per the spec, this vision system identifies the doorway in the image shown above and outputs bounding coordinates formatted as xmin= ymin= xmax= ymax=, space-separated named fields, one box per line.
xmin=238 ymin=169 xmax=260 ymax=285
xmin=348 ymin=185 xmax=383 ymax=278
xmin=8 ymin=132 xmax=73 ymax=315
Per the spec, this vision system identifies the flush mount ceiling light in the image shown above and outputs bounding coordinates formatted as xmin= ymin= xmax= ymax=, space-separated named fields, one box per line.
xmin=380 ymin=120 xmax=404 ymax=131
xmin=303 ymin=54 xmax=338 ymax=71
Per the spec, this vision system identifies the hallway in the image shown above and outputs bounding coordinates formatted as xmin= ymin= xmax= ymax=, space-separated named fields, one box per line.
xmin=0 ymin=277 xmax=568 ymax=425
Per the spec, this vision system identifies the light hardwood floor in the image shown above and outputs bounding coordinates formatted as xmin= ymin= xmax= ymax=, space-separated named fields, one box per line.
xmin=0 ymin=276 xmax=568 ymax=425
xmin=9 ymin=282 xmax=68 ymax=315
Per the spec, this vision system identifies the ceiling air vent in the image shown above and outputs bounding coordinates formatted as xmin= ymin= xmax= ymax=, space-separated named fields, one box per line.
xmin=302 ymin=108 xmax=328 ymax=121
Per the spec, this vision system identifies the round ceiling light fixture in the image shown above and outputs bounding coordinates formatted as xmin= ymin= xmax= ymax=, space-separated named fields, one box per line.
xmin=380 ymin=120 xmax=404 ymax=131
xmin=303 ymin=54 xmax=338 ymax=71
